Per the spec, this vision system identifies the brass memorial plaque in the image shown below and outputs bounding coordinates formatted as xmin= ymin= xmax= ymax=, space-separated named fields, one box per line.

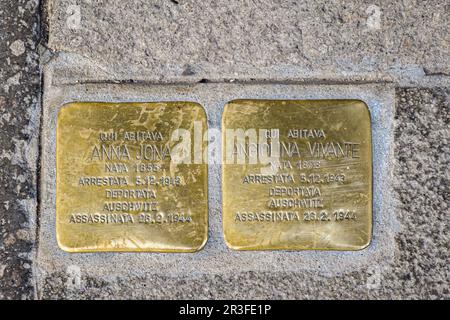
xmin=57 ymin=102 xmax=208 ymax=252
xmin=222 ymin=100 xmax=372 ymax=250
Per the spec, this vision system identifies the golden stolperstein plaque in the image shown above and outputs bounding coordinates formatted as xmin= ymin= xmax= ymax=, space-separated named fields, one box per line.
xmin=57 ymin=102 xmax=208 ymax=252
xmin=222 ymin=100 xmax=372 ymax=250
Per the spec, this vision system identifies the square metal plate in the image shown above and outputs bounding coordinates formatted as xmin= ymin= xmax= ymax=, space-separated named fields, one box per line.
xmin=56 ymin=102 xmax=208 ymax=252
xmin=222 ymin=99 xmax=372 ymax=250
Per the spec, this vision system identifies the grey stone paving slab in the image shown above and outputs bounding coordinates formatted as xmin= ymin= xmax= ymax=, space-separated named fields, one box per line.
xmin=0 ymin=0 xmax=40 ymax=300
xmin=37 ymin=79 xmax=397 ymax=298
xmin=391 ymin=88 xmax=449 ymax=299
xmin=46 ymin=0 xmax=449 ymax=86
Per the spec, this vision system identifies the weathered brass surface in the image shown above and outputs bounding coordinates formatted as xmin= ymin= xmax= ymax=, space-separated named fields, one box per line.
xmin=222 ymin=100 xmax=372 ymax=250
xmin=56 ymin=102 xmax=208 ymax=252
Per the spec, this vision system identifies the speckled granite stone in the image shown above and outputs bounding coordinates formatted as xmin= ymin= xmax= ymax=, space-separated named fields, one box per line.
xmin=0 ymin=0 xmax=41 ymax=300
xmin=1 ymin=0 xmax=449 ymax=300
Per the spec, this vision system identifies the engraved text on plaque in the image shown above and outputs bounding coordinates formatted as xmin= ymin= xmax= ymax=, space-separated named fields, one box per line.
xmin=222 ymin=100 xmax=372 ymax=250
